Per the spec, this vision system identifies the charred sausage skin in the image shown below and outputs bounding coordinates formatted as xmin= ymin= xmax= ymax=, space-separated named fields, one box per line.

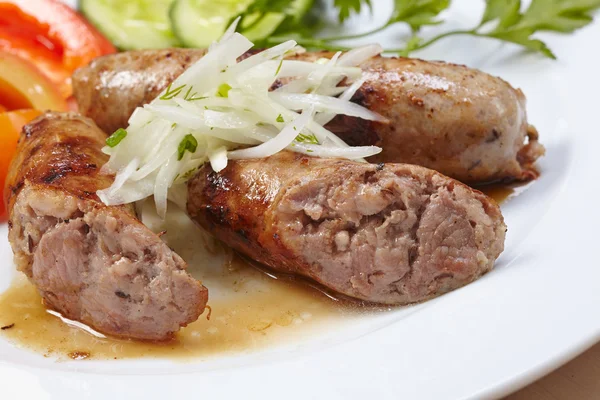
xmin=73 ymin=48 xmax=544 ymax=184
xmin=5 ymin=112 xmax=207 ymax=340
xmin=188 ymin=151 xmax=506 ymax=304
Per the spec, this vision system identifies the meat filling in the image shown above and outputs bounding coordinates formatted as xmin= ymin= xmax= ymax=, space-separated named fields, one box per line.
xmin=9 ymin=186 xmax=206 ymax=340
xmin=276 ymin=170 xmax=503 ymax=304
xmin=6 ymin=112 xmax=207 ymax=340
xmin=188 ymin=152 xmax=506 ymax=305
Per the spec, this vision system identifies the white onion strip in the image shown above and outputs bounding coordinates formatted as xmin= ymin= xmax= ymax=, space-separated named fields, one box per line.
xmin=270 ymin=92 xmax=388 ymax=122
xmin=97 ymin=22 xmax=385 ymax=218
xmin=228 ymin=107 xmax=315 ymax=159
xmin=314 ymin=76 xmax=369 ymax=126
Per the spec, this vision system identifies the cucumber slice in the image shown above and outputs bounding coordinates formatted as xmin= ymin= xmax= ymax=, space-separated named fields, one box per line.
xmin=170 ymin=0 xmax=315 ymax=48
xmin=240 ymin=12 xmax=286 ymax=42
xmin=285 ymin=0 xmax=315 ymax=24
xmin=170 ymin=0 xmax=253 ymax=48
xmin=80 ymin=0 xmax=180 ymax=50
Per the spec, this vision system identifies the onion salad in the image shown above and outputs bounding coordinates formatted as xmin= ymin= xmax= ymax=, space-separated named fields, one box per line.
xmin=97 ymin=18 xmax=387 ymax=218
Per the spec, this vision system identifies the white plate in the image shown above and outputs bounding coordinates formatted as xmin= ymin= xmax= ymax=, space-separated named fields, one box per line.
xmin=1 ymin=1 xmax=599 ymax=398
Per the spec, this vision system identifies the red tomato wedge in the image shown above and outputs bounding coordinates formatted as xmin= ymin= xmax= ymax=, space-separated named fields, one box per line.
xmin=0 ymin=0 xmax=116 ymax=98
xmin=0 ymin=109 xmax=42 ymax=220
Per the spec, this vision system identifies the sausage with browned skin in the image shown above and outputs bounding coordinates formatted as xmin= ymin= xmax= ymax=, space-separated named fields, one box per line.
xmin=5 ymin=112 xmax=207 ymax=340
xmin=72 ymin=48 xmax=544 ymax=184
xmin=187 ymin=151 xmax=506 ymax=304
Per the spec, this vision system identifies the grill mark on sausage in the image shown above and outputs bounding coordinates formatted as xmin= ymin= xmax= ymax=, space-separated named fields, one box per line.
xmin=188 ymin=152 xmax=505 ymax=304
xmin=6 ymin=112 xmax=208 ymax=340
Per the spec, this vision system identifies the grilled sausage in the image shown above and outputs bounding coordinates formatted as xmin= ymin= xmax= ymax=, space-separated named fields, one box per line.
xmin=4 ymin=112 xmax=207 ymax=340
xmin=187 ymin=151 xmax=506 ymax=304
xmin=73 ymin=49 xmax=544 ymax=184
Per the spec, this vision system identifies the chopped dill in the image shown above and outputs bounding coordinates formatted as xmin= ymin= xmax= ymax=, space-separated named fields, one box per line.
xmin=275 ymin=59 xmax=283 ymax=76
xmin=159 ymin=82 xmax=186 ymax=100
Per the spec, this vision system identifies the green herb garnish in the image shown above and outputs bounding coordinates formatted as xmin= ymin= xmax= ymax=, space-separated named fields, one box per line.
xmin=183 ymin=85 xmax=207 ymax=101
xmin=159 ymin=82 xmax=186 ymax=100
xmin=295 ymin=133 xmax=319 ymax=144
xmin=177 ymin=134 xmax=198 ymax=161
xmin=276 ymin=114 xmax=285 ymax=123
xmin=106 ymin=128 xmax=128 ymax=147
xmin=275 ymin=59 xmax=284 ymax=76
xmin=217 ymin=83 xmax=232 ymax=98
xmin=236 ymin=0 xmax=600 ymax=59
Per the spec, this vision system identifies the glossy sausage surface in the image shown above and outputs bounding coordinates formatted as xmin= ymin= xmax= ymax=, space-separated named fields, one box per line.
xmin=5 ymin=112 xmax=207 ymax=340
xmin=187 ymin=151 xmax=506 ymax=304
xmin=73 ymin=49 xmax=544 ymax=183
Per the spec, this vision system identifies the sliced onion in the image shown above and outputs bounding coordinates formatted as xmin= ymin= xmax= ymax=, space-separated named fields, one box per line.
xmin=293 ymin=143 xmax=381 ymax=159
xmin=220 ymin=17 xmax=241 ymax=43
xmin=315 ymin=76 xmax=368 ymax=126
xmin=154 ymin=153 xmax=180 ymax=219
xmin=308 ymin=52 xmax=341 ymax=93
xmin=97 ymin=21 xmax=385 ymax=216
xmin=97 ymin=158 xmax=139 ymax=203
xmin=166 ymin=33 xmax=253 ymax=98
xmin=337 ymin=44 xmax=383 ymax=67
xmin=145 ymin=105 xmax=208 ymax=129
xmin=270 ymin=92 xmax=388 ymax=122
xmin=228 ymin=107 xmax=315 ymax=159
xmin=208 ymin=146 xmax=228 ymax=172
xmin=225 ymin=40 xmax=298 ymax=79
xmin=277 ymin=61 xmax=361 ymax=80
xmin=106 ymin=178 xmax=155 ymax=205
xmin=130 ymin=131 xmax=184 ymax=181
xmin=203 ymin=110 xmax=258 ymax=129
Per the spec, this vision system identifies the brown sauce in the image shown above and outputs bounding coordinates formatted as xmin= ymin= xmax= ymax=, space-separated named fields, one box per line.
xmin=478 ymin=181 xmax=533 ymax=204
xmin=0 ymin=183 xmax=525 ymax=361
xmin=0 ymin=261 xmax=348 ymax=361
xmin=0 ymin=201 xmax=362 ymax=361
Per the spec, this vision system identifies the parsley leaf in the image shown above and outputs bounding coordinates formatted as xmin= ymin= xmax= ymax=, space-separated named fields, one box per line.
xmin=389 ymin=0 xmax=450 ymax=31
xmin=487 ymin=29 xmax=556 ymax=59
xmin=388 ymin=0 xmax=600 ymax=59
xmin=477 ymin=0 xmax=600 ymax=59
xmin=516 ymin=0 xmax=600 ymax=33
xmin=233 ymin=0 xmax=600 ymax=60
xmin=480 ymin=0 xmax=521 ymax=27
xmin=334 ymin=0 xmax=371 ymax=22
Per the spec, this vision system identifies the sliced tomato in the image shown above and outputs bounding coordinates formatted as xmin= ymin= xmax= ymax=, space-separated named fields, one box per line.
xmin=0 ymin=0 xmax=116 ymax=98
xmin=0 ymin=109 xmax=42 ymax=220
xmin=0 ymin=52 xmax=67 ymax=111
